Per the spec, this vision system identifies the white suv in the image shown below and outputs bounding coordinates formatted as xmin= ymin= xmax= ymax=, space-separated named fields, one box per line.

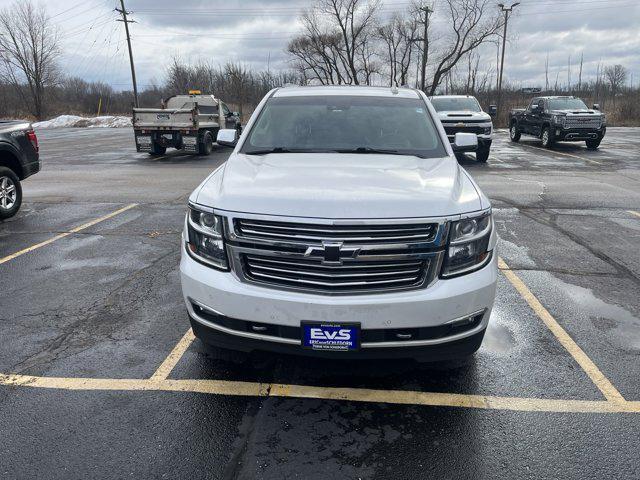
xmin=180 ymin=86 xmax=497 ymax=361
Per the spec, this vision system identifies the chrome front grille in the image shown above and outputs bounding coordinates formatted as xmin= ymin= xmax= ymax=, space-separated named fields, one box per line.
xmin=243 ymin=254 xmax=428 ymax=293
xmin=564 ymin=116 xmax=601 ymax=129
xmin=235 ymin=219 xmax=436 ymax=244
xmin=227 ymin=215 xmax=447 ymax=295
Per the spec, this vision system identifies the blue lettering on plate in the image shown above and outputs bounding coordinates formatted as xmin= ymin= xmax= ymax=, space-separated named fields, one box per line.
xmin=302 ymin=323 xmax=360 ymax=351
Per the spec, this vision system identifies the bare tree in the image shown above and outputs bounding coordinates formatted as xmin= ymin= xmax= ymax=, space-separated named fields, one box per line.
xmin=544 ymin=52 xmax=549 ymax=92
xmin=604 ymin=64 xmax=627 ymax=97
xmin=426 ymin=0 xmax=502 ymax=95
xmin=376 ymin=14 xmax=419 ymax=86
xmin=577 ymin=52 xmax=583 ymax=92
xmin=464 ymin=51 xmax=481 ymax=93
xmin=0 ymin=1 xmax=59 ymax=119
xmin=288 ymin=0 xmax=380 ymax=85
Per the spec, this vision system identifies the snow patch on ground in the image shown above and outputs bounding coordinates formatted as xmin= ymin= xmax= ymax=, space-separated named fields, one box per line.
xmin=33 ymin=115 xmax=131 ymax=129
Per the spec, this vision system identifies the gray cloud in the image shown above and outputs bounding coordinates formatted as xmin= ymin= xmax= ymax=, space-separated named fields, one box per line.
xmin=1 ymin=0 xmax=637 ymax=90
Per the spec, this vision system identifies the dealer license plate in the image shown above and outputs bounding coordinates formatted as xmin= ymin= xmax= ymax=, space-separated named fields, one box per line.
xmin=302 ymin=322 xmax=360 ymax=351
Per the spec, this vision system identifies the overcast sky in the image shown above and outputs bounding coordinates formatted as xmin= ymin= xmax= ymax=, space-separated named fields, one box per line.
xmin=4 ymin=0 xmax=639 ymax=91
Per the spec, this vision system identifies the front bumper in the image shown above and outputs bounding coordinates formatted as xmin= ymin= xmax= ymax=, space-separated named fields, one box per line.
xmin=180 ymin=242 xmax=497 ymax=359
xmin=553 ymin=126 xmax=606 ymax=141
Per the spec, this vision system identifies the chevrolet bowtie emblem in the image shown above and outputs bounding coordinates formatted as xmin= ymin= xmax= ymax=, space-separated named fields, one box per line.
xmin=304 ymin=241 xmax=361 ymax=265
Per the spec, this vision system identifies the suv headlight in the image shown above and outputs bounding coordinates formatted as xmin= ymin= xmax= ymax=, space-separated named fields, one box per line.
xmin=441 ymin=211 xmax=493 ymax=278
xmin=185 ymin=207 xmax=228 ymax=270
xmin=552 ymin=115 xmax=565 ymax=126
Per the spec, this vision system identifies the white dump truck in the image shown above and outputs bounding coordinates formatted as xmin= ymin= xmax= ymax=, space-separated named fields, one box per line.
xmin=132 ymin=91 xmax=240 ymax=156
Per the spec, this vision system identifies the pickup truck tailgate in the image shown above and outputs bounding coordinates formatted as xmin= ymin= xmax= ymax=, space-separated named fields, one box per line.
xmin=133 ymin=108 xmax=195 ymax=129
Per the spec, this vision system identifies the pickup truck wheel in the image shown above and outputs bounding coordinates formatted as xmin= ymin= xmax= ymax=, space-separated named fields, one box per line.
xmin=541 ymin=126 xmax=554 ymax=148
xmin=586 ymin=139 xmax=601 ymax=150
xmin=509 ymin=123 xmax=521 ymax=142
xmin=199 ymin=131 xmax=214 ymax=156
xmin=476 ymin=146 xmax=490 ymax=163
xmin=149 ymin=142 xmax=166 ymax=156
xmin=0 ymin=167 xmax=22 ymax=220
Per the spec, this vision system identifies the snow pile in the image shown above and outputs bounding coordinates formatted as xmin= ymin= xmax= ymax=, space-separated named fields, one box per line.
xmin=33 ymin=115 xmax=131 ymax=129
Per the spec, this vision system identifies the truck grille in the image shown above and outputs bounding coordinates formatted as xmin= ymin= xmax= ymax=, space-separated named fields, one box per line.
xmin=228 ymin=216 xmax=445 ymax=295
xmin=242 ymin=254 xmax=428 ymax=293
xmin=564 ymin=116 xmax=601 ymax=129
xmin=442 ymin=125 xmax=484 ymax=135
xmin=234 ymin=219 xmax=436 ymax=244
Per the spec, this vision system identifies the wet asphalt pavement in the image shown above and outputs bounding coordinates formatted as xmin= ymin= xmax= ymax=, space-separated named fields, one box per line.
xmin=1 ymin=127 xmax=639 ymax=479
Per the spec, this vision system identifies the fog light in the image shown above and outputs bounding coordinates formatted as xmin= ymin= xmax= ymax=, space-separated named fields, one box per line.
xmin=449 ymin=315 xmax=475 ymax=328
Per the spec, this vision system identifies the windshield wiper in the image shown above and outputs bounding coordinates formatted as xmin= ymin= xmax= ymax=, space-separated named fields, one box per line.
xmin=335 ymin=147 xmax=425 ymax=157
xmin=243 ymin=147 xmax=292 ymax=155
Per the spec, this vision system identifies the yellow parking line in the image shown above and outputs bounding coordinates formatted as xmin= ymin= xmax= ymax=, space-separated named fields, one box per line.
xmin=1 ymin=373 xmax=638 ymax=414
xmin=628 ymin=210 xmax=640 ymax=219
xmin=498 ymin=257 xmax=626 ymax=404
xmin=521 ymin=143 xmax=602 ymax=165
xmin=0 ymin=203 xmax=138 ymax=265
xmin=150 ymin=328 xmax=196 ymax=380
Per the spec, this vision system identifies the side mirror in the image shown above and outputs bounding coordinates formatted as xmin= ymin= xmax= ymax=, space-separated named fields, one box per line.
xmin=593 ymin=103 xmax=600 ymax=110
xmin=530 ymin=104 xmax=539 ymax=111
xmin=232 ymin=111 xmax=240 ymax=117
xmin=216 ymin=129 xmax=237 ymax=148
xmin=452 ymin=132 xmax=478 ymax=152
xmin=488 ymin=105 xmax=497 ymax=117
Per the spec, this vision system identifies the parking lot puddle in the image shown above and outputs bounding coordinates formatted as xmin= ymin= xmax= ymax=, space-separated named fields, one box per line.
xmin=538 ymin=274 xmax=640 ymax=351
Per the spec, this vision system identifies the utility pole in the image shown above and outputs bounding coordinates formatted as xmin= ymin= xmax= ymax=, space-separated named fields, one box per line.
xmin=497 ymin=2 xmax=519 ymax=114
xmin=116 ymin=0 xmax=138 ymax=107
xmin=410 ymin=5 xmax=433 ymax=92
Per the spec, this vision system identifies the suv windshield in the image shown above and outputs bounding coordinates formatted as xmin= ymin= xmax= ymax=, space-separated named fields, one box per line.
xmin=548 ymin=97 xmax=588 ymax=110
xmin=430 ymin=97 xmax=481 ymax=112
xmin=241 ymin=95 xmax=447 ymax=159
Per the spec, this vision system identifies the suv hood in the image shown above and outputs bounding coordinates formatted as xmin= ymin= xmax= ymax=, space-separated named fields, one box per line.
xmin=194 ymin=153 xmax=484 ymax=219
xmin=437 ymin=111 xmax=491 ymax=122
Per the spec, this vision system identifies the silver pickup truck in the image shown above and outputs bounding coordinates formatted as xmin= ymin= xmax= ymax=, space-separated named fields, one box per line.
xmin=132 ymin=92 xmax=240 ymax=156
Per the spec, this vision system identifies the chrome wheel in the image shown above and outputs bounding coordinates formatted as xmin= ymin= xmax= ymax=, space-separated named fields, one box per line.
xmin=542 ymin=130 xmax=549 ymax=146
xmin=510 ymin=126 xmax=516 ymax=138
xmin=0 ymin=175 xmax=17 ymax=210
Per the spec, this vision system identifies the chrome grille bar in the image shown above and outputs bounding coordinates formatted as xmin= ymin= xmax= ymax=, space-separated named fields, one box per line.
xmin=242 ymin=254 xmax=427 ymax=292
xmin=235 ymin=218 xmax=436 ymax=244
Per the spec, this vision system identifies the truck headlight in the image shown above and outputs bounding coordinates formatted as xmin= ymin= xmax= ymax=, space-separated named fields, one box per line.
xmin=552 ymin=115 xmax=564 ymax=126
xmin=441 ymin=211 xmax=493 ymax=277
xmin=185 ymin=207 xmax=229 ymax=270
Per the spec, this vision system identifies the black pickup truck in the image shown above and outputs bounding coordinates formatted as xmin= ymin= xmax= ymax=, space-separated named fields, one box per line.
xmin=0 ymin=121 xmax=40 ymax=219
xmin=509 ymin=96 xmax=606 ymax=149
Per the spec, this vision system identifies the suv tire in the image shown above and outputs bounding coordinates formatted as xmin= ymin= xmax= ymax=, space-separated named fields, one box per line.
xmin=541 ymin=126 xmax=554 ymax=148
xmin=586 ymin=139 xmax=601 ymax=150
xmin=0 ymin=167 xmax=22 ymax=220
xmin=509 ymin=123 xmax=521 ymax=142
xmin=199 ymin=131 xmax=214 ymax=156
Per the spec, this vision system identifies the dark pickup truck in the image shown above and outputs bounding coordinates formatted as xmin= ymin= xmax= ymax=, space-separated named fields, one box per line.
xmin=509 ymin=96 xmax=606 ymax=149
xmin=0 ymin=121 xmax=40 ymax=219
